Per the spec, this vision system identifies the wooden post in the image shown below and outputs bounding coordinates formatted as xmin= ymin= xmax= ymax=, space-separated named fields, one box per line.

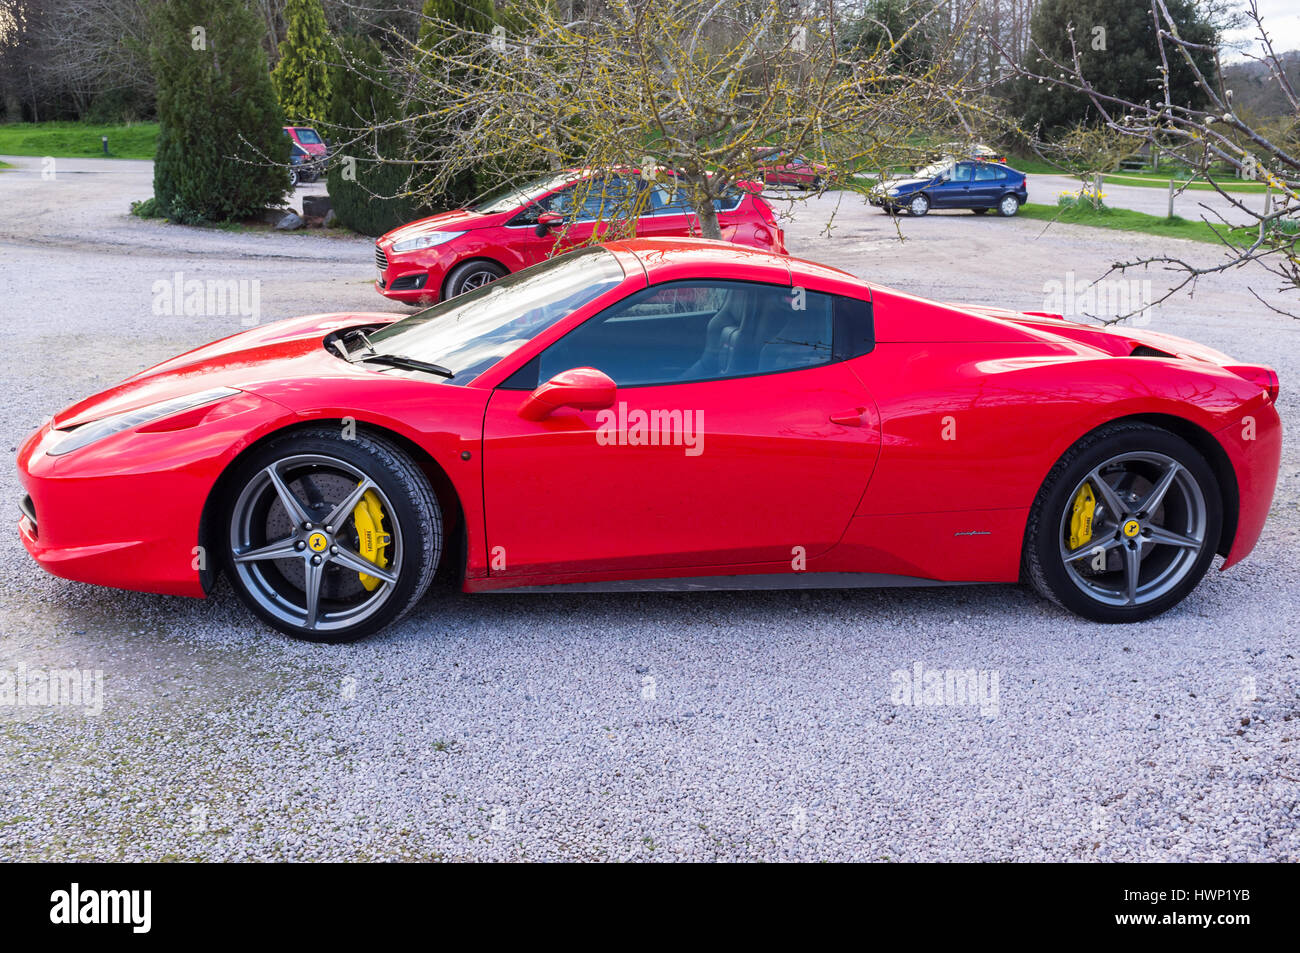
xmin=1093 ymin=173 xmax=1102 ymax=209
xmin=1167 ymin=177 xmax=1175 ymax=219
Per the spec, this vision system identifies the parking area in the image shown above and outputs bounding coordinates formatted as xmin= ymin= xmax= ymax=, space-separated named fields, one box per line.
xmin=1 ymin=157 xmax=1297 ymax=861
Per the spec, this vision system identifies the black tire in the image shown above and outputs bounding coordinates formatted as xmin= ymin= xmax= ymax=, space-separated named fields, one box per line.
xmin=997 ymin=194 xmax=1021 ymax=217
xmin=972 ymin=207 xmax=989 ymax=215
xmin=1022 ymin=422 xmax=1222 ymax=623
xmin=444 ymin=259 xmax=507 ymax=298
xmin=907 ymin=193 xmax=930 ymax=216
xmin=222 ymin=427 xmax=442 ymax=643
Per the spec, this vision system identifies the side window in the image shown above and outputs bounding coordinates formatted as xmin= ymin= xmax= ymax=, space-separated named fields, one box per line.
xmin=952 ymin=163 xmax=974 ymax=183
xmin=534 ymin=280 xmax=841 ymax=388
xmin=509 ymin=186 xmax=571 ymax=226
xmin=713 ymin=187 xmax=744 ymax=212
xmin=647 ymin=183 xmax=740 ymax=214
xmin=974 ymin=164 xmax=1000 ymax=181
xmin=648 ymin=183 xmax=694 ymax=215
xmin=572 ymin=175 xmax=637 ymax=221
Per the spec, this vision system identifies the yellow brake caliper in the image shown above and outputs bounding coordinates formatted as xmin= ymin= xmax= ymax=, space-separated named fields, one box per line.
xmin=351 ymin=487 xmax=391 ymax=591
xmin=1068 ymin=482 xmax=1096 ymax=550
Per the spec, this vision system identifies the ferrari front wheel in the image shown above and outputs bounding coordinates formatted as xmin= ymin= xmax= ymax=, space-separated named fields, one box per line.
xmin=222 ymin=428 xmax=442 ymax=642
xmin=1023 ymin=422 xmax=1221 ymax=622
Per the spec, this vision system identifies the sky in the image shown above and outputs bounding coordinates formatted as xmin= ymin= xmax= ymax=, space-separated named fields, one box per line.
xmin=1223 ymin=0 xmax=1300 ymax=60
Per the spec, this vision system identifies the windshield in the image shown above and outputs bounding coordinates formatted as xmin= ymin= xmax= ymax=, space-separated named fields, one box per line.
xmin=915 ymin=161 xmax=952 ymax=178
xmin=367 ymin=247 xmax=626 ymax=383
xmin=294 ymin=128 xmax=323 ymax=144
xmin=472 ymin=173 xmax=579 ymax=214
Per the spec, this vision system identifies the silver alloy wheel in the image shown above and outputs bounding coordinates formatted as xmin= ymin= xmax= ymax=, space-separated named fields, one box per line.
xmin=999 ymin=194 xmax=1019 ymax=216
xmin=1057 ymin=451 xmax=1209 ymax=607
xmin=228 ymin=454 xmax=403 ymax=633
xmin=460 ymin=268 xmax=500 ymax=292
xmin=909 ymin=194 xmax=929 ymax=216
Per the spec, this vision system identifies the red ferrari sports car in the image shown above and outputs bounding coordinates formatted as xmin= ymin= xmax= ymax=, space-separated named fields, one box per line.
xmin=17 ymin=240 xmax=1281 ymax=642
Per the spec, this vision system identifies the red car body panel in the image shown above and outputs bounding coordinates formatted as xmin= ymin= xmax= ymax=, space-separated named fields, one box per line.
xmin=375 ymin=177 xmax=786 ymax=305
xmin=16 ymin=239 xmax=1281 ymax=606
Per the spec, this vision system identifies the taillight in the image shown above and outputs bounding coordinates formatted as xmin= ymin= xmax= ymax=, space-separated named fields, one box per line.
xmin=1224 ymin=364 xmax=1280 ymax=402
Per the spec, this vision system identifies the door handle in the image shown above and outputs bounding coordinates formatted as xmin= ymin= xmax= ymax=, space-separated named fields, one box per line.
xmin=830 ymin=407 xmax=866 ymax=427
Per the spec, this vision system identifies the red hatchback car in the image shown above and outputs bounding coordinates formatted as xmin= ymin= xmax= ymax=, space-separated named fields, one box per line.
xmin=754 ymin=148 xmax=831 ymax=189
xmin=284 ymin=126 xmax=328 ymax=158
xmin=375 ymin=171 xmax=786 ymax=304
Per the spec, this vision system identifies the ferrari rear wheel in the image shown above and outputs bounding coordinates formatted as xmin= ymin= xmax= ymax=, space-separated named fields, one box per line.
xmin=1023 ymin=422 xmax=1221 ymax=623
xmin=223 ymin=428 xmax=442 ymax=642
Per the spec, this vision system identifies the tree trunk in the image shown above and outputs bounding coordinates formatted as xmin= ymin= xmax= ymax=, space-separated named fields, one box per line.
xmin=695 ymin=197 xmax=721 ymax=239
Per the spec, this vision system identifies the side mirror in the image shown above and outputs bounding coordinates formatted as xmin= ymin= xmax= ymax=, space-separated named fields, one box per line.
xmin=517 ymin=367 xmax=616 ymax=421
xmin=534 ymin=211 xmax=564 ymax=237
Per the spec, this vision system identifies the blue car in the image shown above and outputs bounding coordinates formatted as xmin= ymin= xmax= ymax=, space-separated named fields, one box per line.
xmin=870 ymin=159 xmax=1028 ymax=217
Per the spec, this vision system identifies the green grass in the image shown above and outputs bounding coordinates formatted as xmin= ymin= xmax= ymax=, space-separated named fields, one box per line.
xmin=0 ymin=121 xmax=158 ymax=159
xmin=1020 ymin=201 xmax=1240 ymax=244
xmin=1098 ymin=171 xmax=1265 ymax=194
xmin=1005 ymin=155 xmax=1062 ymax=175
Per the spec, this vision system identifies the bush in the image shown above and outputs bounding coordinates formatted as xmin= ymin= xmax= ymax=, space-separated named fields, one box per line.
xmin=271 ymin=0 xmax=334 ymax=125
xmin=86 ymin=88 xmax=155 ymax=124
xmin=130 ymin=197 xmax=164 ymax=218
xmin=324 ymin=34 xmax=430 ymax=237
xmin=150 ymin=0 xmax=290 ymax=224
xmin=1058 ymin=189 xmax=1107 ymax=210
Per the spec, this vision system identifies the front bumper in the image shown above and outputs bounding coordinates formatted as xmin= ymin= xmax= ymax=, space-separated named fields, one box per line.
xmin=375 ymin=243 xmax=450 ymax=305
xmin=16 ymin=391 xmax=292 ymax=598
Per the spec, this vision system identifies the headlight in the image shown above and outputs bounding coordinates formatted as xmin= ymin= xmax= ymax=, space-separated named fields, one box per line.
xmin=49 ymin=387 xmax=239 ymax=456
xmin=390 ymin=231 xmax=465 ymax=253
xmin=887 ymin=188 xmax=900 ymax=196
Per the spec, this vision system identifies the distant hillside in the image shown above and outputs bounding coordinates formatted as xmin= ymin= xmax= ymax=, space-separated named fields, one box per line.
xmin=1222 ymin=53 xmax=1300 ymax=118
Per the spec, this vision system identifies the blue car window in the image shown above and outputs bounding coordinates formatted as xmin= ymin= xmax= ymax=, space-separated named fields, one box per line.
xmin=974 ymin=164 xmax=1001 ymax=181
xmin=952 ymin=163 xmax=974 ymax=183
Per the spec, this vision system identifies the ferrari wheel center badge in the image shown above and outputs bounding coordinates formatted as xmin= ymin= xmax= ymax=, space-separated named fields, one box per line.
xmin=307 ymin=532 xmax=330 ymax=552
xmin=1122 ymin=519 xmax=1141 ymax=539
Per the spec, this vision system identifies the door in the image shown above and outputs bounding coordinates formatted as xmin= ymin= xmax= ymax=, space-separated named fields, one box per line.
xmin=506 ymin=175 xmax=639 ymax=267
xmin=933 ymin=161 xmax=975 ymax=208
xmin=480 ymin=279 xmax=881 ymax=578
xmin=969 ymin=163 xmax=1003 ymax=207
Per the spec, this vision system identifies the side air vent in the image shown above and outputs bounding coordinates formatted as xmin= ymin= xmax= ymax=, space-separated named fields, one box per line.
xmin=1131 ymin=344 xmax=1176 ymax=358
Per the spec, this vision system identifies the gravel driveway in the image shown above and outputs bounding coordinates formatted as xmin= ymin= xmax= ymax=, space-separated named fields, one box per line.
xmin=1 ymin=157 xmax=1297 ymax=862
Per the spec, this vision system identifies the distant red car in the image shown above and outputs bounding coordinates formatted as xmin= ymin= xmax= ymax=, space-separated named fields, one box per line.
xmin=283 ymin=126 xmax=328 ymax=158
xmin=754 ymin=149 xmax=830 ymax=189
xmin=16 ymin=239 xmax=1280 ymax=642
xmin=374 ymin=171 xmax=786 ymax=304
